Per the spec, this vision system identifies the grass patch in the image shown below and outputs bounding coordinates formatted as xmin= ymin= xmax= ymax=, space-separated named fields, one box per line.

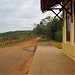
xmin=48 ymin=41 xmax=62 ymax=49
xmin=37 ymin=38 xmax=48 ymax=43
xmin=37 ymin=38 xmax=62 ymax=49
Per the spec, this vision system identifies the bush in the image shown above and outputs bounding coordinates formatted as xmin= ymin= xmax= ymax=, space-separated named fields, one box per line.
xmin=55 ymin=31 xmax=62 ymax=42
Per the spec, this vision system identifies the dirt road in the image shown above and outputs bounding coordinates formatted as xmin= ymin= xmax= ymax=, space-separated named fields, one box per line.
xmin=0 ymin=38 xmax=40 ymax=75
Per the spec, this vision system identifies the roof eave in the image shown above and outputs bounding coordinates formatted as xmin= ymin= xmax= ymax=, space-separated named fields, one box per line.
xmin=41 ymin=0 xmax=62 ymax=12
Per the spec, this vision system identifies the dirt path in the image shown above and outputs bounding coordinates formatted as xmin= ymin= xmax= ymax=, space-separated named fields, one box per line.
xmin=0 ymin=37 xmax=41 ymax=75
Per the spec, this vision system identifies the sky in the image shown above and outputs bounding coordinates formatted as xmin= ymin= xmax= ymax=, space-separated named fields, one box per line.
xmin=0 ymin=0 xmax=59 ymax=33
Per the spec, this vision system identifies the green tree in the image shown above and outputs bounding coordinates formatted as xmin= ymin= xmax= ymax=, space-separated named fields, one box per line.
xmin=46 ymin=22 xmax=52 ymax=40
xmin=33 ymin=16 xmax=62 ymax=42
xmin=51 ymin=18 xmax=62 ymax=40
xmin=33 ymin=24 xmax=46 ymax=36
xmin=55 ymin=31 xmax=62 ymax=42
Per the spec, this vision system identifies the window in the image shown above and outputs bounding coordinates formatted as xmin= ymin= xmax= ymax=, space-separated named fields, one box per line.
xmin=66 ymin=8 xmax=70 ymax=41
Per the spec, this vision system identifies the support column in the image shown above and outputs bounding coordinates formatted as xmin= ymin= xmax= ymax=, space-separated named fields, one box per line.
xmin=70 ymin=23 xmax=74 ymax=46
xmin=70 ymin=0 xmax=74 ymax=46
xmin=63 ymin=10 xmax=66 ymax=44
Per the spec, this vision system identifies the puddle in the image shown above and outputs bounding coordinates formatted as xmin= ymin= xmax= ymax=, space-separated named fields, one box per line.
xmin=23 ymin=46 xmax=37 ymax=52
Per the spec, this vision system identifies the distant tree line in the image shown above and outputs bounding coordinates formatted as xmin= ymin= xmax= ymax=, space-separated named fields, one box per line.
xmin=33 ymin=16 xmax=62 ymax=42
xmin=0 ymin=30 xmax=33 ymax=46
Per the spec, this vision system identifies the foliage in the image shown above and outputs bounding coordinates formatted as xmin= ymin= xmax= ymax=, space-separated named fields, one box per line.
xmin=33 ymin=24 xmax=46 ymax=36
xmin=33 ymin=16 xmax=63 ymax=42
xmin=51 ymin=18 xmax=62 ymax=40
xmin=46 ymin=22 xmax=52 ymax=40
xmin=55 ymin=31 xmax=62 ymax=42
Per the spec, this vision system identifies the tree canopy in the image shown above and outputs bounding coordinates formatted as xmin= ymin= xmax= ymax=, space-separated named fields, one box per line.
xmin=33 ymin=16 xmax=62 ymax=42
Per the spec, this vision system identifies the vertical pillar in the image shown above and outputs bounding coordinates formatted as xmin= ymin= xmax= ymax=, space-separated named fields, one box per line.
xmin=70 ymin=0 xmax=74 ymax=46
xmin=63 ymin=10 xmax=66 ymax=44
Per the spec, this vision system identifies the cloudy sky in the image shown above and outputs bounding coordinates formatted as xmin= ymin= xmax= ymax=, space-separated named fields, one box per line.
xmin=0 ymin=0 xmax=58 ymax=33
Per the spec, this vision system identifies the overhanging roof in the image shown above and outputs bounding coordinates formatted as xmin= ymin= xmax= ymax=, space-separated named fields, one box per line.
xmin=41 ymin=0 xmax=62 ymax=12
xmin=41 ymin=0 xmax=73 ymax=21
